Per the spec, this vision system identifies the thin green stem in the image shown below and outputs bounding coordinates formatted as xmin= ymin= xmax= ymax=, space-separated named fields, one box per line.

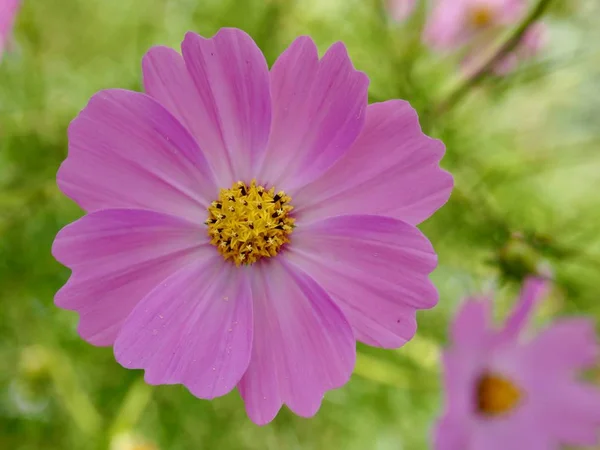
xmin=435 ymin=0 xmax=554 ymax=115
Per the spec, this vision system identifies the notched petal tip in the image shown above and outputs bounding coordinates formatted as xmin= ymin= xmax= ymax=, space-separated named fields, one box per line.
xmin=183 ymin=27 xmax=258 ymax=48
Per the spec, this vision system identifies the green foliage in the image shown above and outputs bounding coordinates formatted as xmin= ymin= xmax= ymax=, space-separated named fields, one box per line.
xmin=1 ymin=0 xmax=599 ymax=449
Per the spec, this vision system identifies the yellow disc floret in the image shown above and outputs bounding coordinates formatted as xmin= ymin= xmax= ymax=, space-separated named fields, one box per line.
xmin=205 ymin=180 xmax=295 ymax=266
xmin=476 ymin=372 xmax=522 ymax=416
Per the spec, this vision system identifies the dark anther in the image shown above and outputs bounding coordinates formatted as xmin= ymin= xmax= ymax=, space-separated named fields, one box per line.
xmin=275 ymin=225 xmax=284 ymax=230
xmin=257 ymin=204 xmax=262 ymax=209
xmin=228 ymin=196 xmax=234 ymax=201
xmin=215 ymin=203 xmax=222 ymax=209
xmin=273 ymin=194 xmax=281 ymax=202
xmin=271 ymin=212 xmax=279 ymax=218
xmin=249 ymin=224 xmax=254 ymax=229
xmin=209 ymin=219 xmax=217 ymax=224
xmin=240 ymin=185 xmax=247 ymax=196
xmin=243 ymin=201 xmax=248 ymax=206
xmin=258 ymin=190 xmax=263 ymax=197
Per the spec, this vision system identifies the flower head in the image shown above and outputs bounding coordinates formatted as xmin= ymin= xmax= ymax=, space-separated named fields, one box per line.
xmin=0 ymin=0 xmax=20 ymax=59
xmin=434 ymin=277 xmax=600 ymax=449
xmin=53 ymin=28 xmax=452 ymax=425
xmin=424 ymin=0 xmax=525 ymax=51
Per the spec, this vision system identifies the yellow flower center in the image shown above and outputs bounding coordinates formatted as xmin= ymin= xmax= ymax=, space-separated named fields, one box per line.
xmin=205 ymin=180 xmax=295 ymax=266
xmin=469 ymin=5 xmax=494 ymax=28
xmin=476 ymin=373 xmax=522 ymax=416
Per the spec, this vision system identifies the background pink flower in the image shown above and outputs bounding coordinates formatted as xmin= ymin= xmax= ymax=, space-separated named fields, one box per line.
xmin=424 ymin=0 xmax=525 ymax=51
xmin=434 ymin=277 xmax=600 ymax=450
xmin=462 ymin=22 xmax=548 ymax=76
xmin=0 ymin=0 xmax=20 ymax=59
xmin=53 ymin=28 xmax=453 ymax=425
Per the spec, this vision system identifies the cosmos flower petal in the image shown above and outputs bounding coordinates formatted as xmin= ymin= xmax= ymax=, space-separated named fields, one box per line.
xmin=293 ymin=101 xmax=453 ymax=225
xmin=524 ymin=318 xmax=599 ymax=373
xmin=492 ymin=52 xmax=519 ymax=76
xmin=541 ymin=381 xmax=600 ymax=446
xmin=287 ymin=215 xmax=437 ymax=348
xmin=449 ymin=297 xmax=495 ymax=351
xmin=238 ymin=259 xmax=355 ymax=425
xmin=423 ymin=0 xmax=472 ymax=50
xmin=387 ymin=0 xmax=417 ymax=23
xmin=499 ymin=276 xmax=549 ymax=340
xmin=520 ymin=22 xmax=548 ymax=59
xmin=114 ymin=257 xmax=253 ymax=399
xmin=0 ymin=0 xmax=19 ymax=58
xmin=52 ymin=209 xmax=211 ymax=346
xmin=471 ymin=418 xmax=556 ymax=450
xmin=497 ymin=0 xmax=527 ymax=22
xmin=59 ymin=89 xmax=217 ymax=220
xmin=142 ymin=45 xmax=234 ymax=183
xmin=433 ymin=413 xmax=469 ymax=450
xmin=259 ymin=37 xmax=369 ymax=192
xmin=179 ymin=29 xmax=271 ymax=184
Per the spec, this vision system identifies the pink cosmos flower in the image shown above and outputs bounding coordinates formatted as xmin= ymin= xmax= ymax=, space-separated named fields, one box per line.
xmin=387 ymin=0 xmax=417 ymax=22
xmin=52 ymin=28 xmax=453 ymax=425
xmin=424 ymin=0 xmax=525 ymax=51
xmin=0 ymin=0 xmax=20 ymax=59
xmin=463 ymin=22 xmax=548 ymax=76
xmin=434 ymin=277 xmax=600 ymax=450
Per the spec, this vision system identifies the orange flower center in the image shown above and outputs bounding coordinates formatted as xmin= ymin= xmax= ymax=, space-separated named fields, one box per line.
xmin=476 ymin=373 xmax=522 ymax=416
xmin=469 ymin=5 xmax=495 ymax=28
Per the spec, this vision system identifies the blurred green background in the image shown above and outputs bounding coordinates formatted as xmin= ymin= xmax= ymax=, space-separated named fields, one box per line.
xmin=1 ymin=0 xmax=599 ymax=449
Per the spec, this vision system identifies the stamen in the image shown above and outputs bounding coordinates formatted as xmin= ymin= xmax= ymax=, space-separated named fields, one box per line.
xmin=206 ymin=179 xmax=295 ymax=266
xmin=476 ymin=372 xmax=522 ymax=417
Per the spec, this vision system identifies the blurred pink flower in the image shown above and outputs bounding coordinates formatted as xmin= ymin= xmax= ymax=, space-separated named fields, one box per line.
xmin=387 ymin=0 xmax=417 ymax=22
xmin=424 ymin=0 xmax=525 ymax=51
xmin=434 ymin=277 xmax=600 ymax=450
xmin=53 ymin=28 xmax=453 ymax=425
xmin=0 ymin=0 xmax=20 ymax=58
xmin=462 ymin=22 xmax=548 ymax=76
